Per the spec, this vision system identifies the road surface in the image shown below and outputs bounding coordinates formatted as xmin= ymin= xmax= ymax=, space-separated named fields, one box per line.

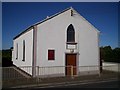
xmin=4 ymin=79 xmax=119 ymax=89
xmin=24 ymin=79 xmax=119 ymax=89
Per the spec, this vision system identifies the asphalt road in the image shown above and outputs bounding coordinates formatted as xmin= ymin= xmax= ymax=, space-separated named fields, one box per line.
xmin=4 ymin=79 xmax=119 ymax=90
xmin=51 ymin=80 xmax=119 ymax=88
xmin=27 ymin=79 xmax=119 ymax=89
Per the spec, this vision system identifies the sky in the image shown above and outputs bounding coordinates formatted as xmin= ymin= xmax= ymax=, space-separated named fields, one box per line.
xmin=2 ymin=2 xmax=118 ymax=49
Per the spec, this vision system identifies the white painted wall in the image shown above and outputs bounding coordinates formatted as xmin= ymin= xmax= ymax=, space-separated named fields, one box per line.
xmin=72 ymin=10 xmax=100 ymax=73
xmin=12 ymin=8 xmax=100 ymax=76
xmin=36 ymin=10 xmax=71 ymax=68
xmin=12 ymin=29 xmax=33 ymax=75
xmin=75 ymin=14 xmax=99 ymax=67
xmin=103 ymin=62 xmax=119 ymax=72
xmin=36 ymin=8 xmax=100 ymax=75
xmin=36 ymin=66 xmax=65 ymax=77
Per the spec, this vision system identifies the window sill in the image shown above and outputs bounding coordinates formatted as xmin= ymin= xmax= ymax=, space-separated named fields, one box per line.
xmin=22 ymin=60 xmax=25 ymax=62
xmin=66 ymin=42 xmax=77 ymax=45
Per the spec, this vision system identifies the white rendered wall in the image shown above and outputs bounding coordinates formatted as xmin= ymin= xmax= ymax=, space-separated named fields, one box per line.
xmin=75 ymin=15 xmax=99 ymax=67
xmin=36 ymin=10 xmax=72 ymax=68
xmin=12 ymin=8 xmax=100 ymax=76
xmin=12 ymin=29 xmax=33 ymax=75
xmin=72 ymin=11 xmax=100 ymax=73
xmin=36 ymin=9 xmax=100 ymax=75
xmin=36 ymin=10 xmax=74 ymax=75
xmin=103 ymin=62 xmax=119 ymax=72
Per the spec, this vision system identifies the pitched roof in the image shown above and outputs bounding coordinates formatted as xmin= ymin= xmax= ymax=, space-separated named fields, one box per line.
xmin=13 ymin=7 xmax=100 ymax=40
xmin=13 ymin=7 xmax=72 ymax=40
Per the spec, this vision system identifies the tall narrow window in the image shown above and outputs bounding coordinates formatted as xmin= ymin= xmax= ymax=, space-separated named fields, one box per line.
xmin=16 ymin=43 xmax=18 ymax=59
xmin=67 ymin=24 xmax=75 ymax=42
xmin=48 ymin=50 xmax=55 ymax=60
xmin=22 ymin=40 xmax=25 ymax=61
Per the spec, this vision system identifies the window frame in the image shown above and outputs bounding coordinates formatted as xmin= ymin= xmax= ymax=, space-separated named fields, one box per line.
xmin=67 ymin=24 xmax=75 ymax=42
xmin=48 ymin=50 xmax=55 ymax=60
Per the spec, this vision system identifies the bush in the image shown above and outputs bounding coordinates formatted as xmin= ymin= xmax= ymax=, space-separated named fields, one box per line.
xmin=100 ymin=46 xmax=120 ymax=63
xmin=2 ymin=49 xmax=13 ymax=67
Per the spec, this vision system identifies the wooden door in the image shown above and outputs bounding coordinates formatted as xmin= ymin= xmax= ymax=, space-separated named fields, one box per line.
xmin=65 ymin=54 xmax=77 ymax=76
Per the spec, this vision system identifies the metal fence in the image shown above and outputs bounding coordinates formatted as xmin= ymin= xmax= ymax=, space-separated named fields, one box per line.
xmin=2 ymin=65 xmax=119 ymax=88
xmin=19 ymin=65 xmax=100 ymax=78
xmin=2 ymin=65 xmax=119 ymax=79
xmin=2 ymin=67 xmax=27 ymax=80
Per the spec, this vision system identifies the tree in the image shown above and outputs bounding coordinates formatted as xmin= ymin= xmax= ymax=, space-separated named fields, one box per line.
xmin=2 ymin=48 xmax=13 ymax=67
xmin=100 ymin=46 xmax=120 ymax=63
xmin=112 ymin=48 xmax=120 ymax=63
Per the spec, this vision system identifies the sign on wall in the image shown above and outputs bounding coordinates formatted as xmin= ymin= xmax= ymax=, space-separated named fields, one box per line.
xmin=66 ymin=44 xmax=77 ymax=49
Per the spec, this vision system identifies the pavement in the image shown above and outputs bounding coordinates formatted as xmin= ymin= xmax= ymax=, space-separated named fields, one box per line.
xmin=2 ymin=70 xmax=119 ymax=89
xmin=4 ymin=77 xmax=118 ymax=89
xmin=33 ymin=78 xmax=119 ymax=88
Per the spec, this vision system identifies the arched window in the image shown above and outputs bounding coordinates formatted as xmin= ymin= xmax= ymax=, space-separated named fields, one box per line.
xmin=67 ymin=24 xmax=75 ymax=42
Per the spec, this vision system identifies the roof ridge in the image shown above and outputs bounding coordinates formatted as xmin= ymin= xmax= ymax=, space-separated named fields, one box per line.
xmin=13 ymin=7 xmax=72 ymax=40
xmin=34 ymin=7 xmax=72 ymax=26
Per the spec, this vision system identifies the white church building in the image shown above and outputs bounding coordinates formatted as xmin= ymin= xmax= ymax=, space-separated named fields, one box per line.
xmin=12 ymin=7 xmax=100 ymax=77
